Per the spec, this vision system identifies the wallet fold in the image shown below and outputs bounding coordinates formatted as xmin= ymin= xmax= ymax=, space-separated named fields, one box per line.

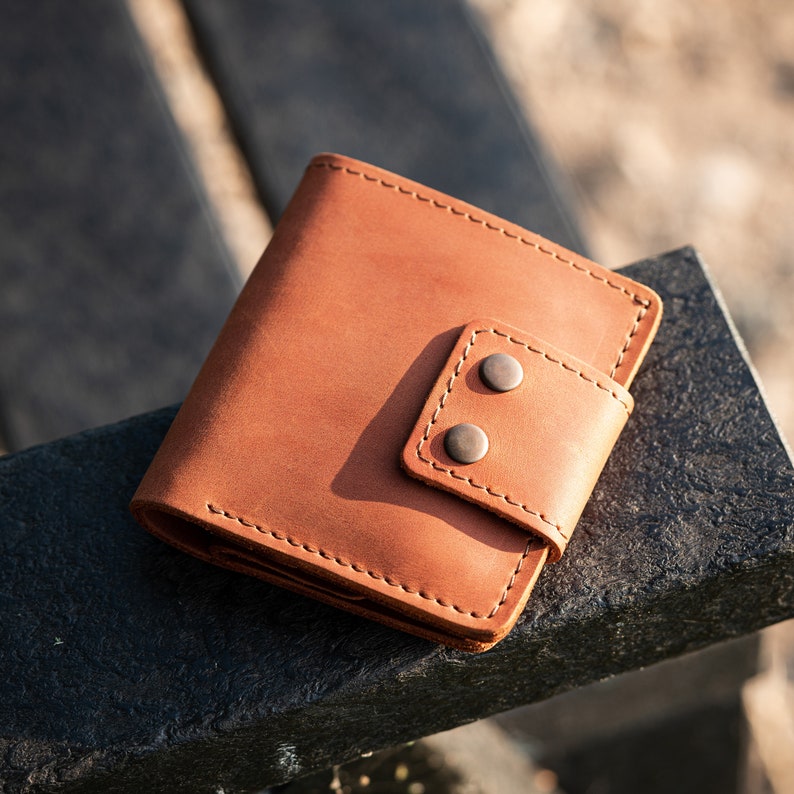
xmin=131 ymin=153 xmax=662 ymax=651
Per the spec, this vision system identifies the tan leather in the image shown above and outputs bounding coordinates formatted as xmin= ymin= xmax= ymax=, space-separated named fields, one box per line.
xmin=130 ymin=153 xmax=662 ymax=652
xmin=402 ymin=319 xmax=633 ymax=562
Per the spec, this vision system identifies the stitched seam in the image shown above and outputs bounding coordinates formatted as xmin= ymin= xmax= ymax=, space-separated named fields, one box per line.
xmin=206 ymin=504 xmax=532 ymax=620
xmin=311 ymin=161 xmax=652 ymax=311
xmin=416 ymin=328 xmax=631 ymax=538
xmin=611 ymin=303 xmax=649 ymax=379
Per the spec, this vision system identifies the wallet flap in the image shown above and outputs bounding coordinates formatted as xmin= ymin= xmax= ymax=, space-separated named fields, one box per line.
xmin=402 ymin=320 xmax=633 ymax=561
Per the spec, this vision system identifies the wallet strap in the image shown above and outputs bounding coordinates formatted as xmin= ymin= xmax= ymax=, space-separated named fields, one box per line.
xmin=402 ymin=319 xmax=633 ymax=561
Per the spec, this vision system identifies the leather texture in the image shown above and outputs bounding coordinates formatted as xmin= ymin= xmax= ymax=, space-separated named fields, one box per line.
xmin=130 ymin=153 xmax=662 ymax=651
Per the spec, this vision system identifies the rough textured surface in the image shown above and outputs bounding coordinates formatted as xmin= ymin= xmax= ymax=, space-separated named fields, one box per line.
xmin=0 ymin=1 xmax=239 ymax=451
xmin=1 ymin=249 xmax=792 ymax=792
xmin=181 ymin=0 xmax=586 ymax=251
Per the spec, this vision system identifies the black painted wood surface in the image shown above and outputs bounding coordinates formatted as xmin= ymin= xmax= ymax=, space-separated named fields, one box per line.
xmin=181 ymin=0 xmax=586 ymax=252
xmin=1 ymin=249 xmax=792 ymax=792
xmin=0 ymin=1 xmax=239 ymax=452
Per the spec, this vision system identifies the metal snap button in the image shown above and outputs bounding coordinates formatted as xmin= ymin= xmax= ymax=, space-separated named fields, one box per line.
xmin=444 ymin=423 xmax=489 ymax=464
xmin=479 ymin=353 xmax=523 ymax=392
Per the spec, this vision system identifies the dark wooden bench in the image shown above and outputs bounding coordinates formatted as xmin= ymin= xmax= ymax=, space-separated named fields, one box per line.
xmin=1 ymin=1 xmax=792 ymax=792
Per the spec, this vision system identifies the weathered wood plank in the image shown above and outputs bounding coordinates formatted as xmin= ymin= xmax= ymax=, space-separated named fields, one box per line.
xmin=181 ymin=0 xmax=586 ymax=251
xmin=0 ymin=1 xmax=239 ymax=451
xmin=1 ymin=249 xmax=791 ymax=792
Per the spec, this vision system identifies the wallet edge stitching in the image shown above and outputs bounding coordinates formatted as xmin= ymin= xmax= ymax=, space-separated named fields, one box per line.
xmin=312 ymin=160 xmax=655 ymax=381
xmin=311 ymin=161 xmax=651 ymax=294
xmin=610 ymin=303 xmax=650 ymax=379
xmin=205 ymin=503 xmax=534 ymax=620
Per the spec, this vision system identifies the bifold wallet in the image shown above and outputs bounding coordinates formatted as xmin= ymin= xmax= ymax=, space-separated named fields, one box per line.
xmin=131 ymin=153 xmax=662 ymax=652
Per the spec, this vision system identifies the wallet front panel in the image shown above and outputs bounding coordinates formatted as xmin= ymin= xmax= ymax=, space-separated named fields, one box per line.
xmin=132 ymin=154 xmax=662 ymax=650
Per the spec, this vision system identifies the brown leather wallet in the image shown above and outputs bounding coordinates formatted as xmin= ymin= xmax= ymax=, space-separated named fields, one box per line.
xmin=131 ymin=153 xmax=662 ymax=652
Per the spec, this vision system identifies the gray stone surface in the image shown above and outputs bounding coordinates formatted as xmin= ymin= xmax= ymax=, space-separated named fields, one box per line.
xmin=181 ymin=0 xmax=586 ymax=251
xmin=0 ymin=1 xmax=239 ymax=451
xmin=1 ymin=249 xmax=792 ymax=792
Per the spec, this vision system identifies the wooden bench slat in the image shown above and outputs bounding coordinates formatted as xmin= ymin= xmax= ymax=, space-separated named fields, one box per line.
xmin=181 ymin=0 xmax=587 ymax=251
xmin=0 ymin=0 xmax=239 ymax=452
xmin=1 ymin=249 xmax=791 ymax=792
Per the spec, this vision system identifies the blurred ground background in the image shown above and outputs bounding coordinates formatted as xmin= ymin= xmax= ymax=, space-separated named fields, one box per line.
xmin=127 ymin=1 xmax=794 ymax=791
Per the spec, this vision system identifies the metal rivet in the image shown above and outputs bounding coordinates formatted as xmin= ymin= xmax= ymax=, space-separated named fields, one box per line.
xmin=444 ymin=423 xmax=489 ymax=464
xmin=479 ymin=353 xmax=523 ymax=392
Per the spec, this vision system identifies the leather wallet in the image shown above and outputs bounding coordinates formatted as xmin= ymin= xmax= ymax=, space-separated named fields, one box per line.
xmin=131 ymin=153 xmax=662 ymax=652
